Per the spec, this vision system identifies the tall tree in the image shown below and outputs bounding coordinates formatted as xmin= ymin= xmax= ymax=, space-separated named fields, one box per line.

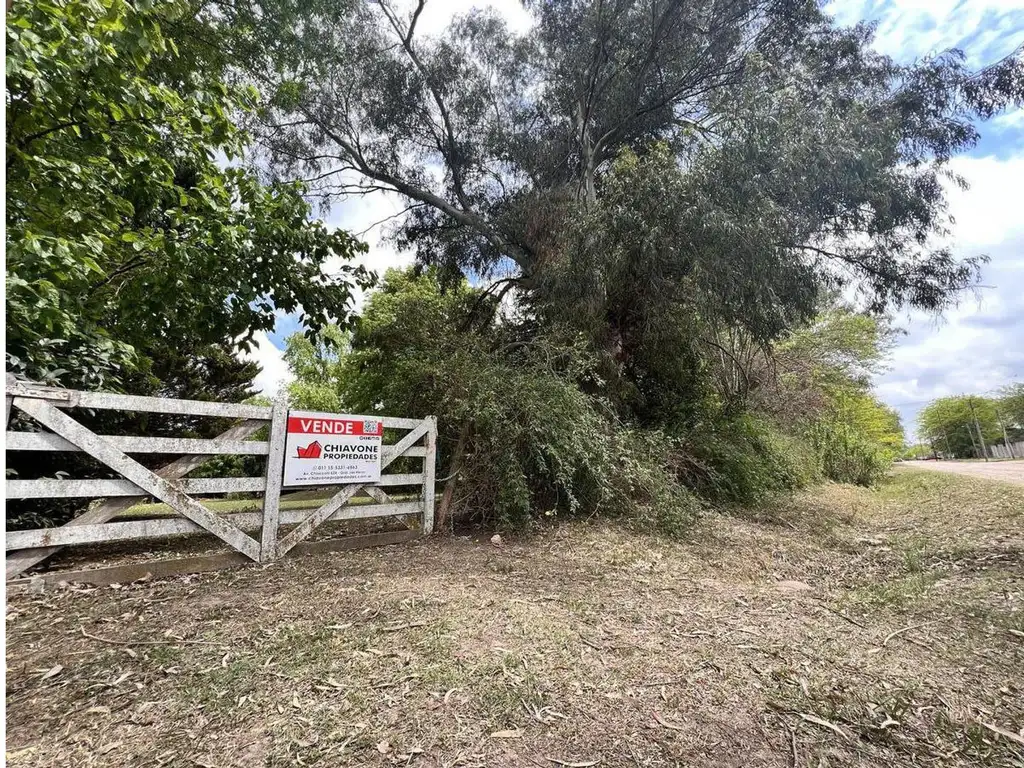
xmin=222 ymin=0 xmax=1021 ymax=419
xmin=242 ymin=0 xmax=1022 ymax=295
xmin=5 ymin=0 xmax=372 ymax=390
xmin=919 ymin=396 xmax=1001 ymax=458
xmin=998 ymin=383 xmax=1024 ymax=432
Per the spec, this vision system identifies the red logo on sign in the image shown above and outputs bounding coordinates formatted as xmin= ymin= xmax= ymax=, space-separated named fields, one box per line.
xmin=295 ymin=441 xmax=322 ymax=459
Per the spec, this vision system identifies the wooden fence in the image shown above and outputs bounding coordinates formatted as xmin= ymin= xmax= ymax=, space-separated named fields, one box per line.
xmin=4 ymin=378 xmax=436 ymax=584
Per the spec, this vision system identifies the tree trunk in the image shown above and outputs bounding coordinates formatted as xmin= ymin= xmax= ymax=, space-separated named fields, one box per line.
xmin=436 ymin=419 xmax=472 ymax=532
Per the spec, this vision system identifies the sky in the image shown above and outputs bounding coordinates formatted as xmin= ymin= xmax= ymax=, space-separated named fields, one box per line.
xmin=247 ymin=0 xmax=1024 ymax=442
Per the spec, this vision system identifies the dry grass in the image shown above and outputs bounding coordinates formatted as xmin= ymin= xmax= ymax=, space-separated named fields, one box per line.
xmin=6 ymin=469 xmax=1023 ymax=767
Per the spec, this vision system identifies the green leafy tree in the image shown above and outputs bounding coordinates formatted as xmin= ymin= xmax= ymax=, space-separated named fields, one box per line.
xmin=283 ymin=325 xmax=349 ymax=413
xmin=918 ymin=396 xmax=1001 ymax=458
xmin=5 ymin=0 xmax=371 ymax=390
xmin=230 ymin=0 xmax=1021 ymax=429
xmin=998 ymin=383 xmax=1024 ymax=432
xmin=749 ymin=305 xmax=904 ymax=484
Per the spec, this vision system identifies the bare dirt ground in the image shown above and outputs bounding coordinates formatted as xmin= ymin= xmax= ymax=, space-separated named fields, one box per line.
xmin=6 ymin=470 xmax=1023 ymax=767
xmin=903 ymin=459 xmax=1024 ymax=486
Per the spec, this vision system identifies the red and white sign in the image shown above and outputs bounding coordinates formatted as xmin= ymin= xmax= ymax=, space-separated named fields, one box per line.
xmin=283 ymin=410 xmax=383 ymax=487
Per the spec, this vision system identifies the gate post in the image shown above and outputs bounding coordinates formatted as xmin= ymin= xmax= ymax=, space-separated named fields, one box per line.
xmin=422 ymin=416 xmax=437 ymax=535
xmin=260 ymin=397 xmax=289 ymax=562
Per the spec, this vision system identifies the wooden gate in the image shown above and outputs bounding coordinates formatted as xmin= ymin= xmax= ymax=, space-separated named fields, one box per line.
xmin=5 ymin=378 xmax=436 ymax=584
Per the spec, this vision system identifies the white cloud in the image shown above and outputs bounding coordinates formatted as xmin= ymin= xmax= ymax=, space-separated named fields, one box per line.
xmin=825 ymin=0 xmax=1024 ymax=64
xmin=944 ymin=154 xmax=1024 ymax=248
xmin=243 ymin=331 xmax=294 ymax=396
xmin=992 ymin=107 xmax=1024 ymax=131
xmin=875 ymin=151 xmax=1024 ymax=438
xmin=409 ymin=0 xmax=532 ymax=35
xmin=321 ymin=189 xmax=415 ymax=311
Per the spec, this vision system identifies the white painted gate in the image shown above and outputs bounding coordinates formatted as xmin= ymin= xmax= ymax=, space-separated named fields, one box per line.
xmin=4 ymin=378 xmax=437 ymax=581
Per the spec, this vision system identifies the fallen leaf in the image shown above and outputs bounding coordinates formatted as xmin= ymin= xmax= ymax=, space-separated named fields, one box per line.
xmin=546 ymin=759 xmax=600 ymax=767
xmin=5 ymin=747 xmax=38 ymax=760
xmin=40 ymin=665 xmax=63 ymax=681
xmin=976 ymin=719 xmax=1024 ymax=747
xmin=652 ymin=711 xmax=685 ymax=731
xmin=797 ymin=712 xmax=849 ymax=740
xmin=382 ymin=621 xmax=427 ymax=632
xmin=490 ymin=729 xmax=523 ymax=739
xmin=86 ymin=706 xmax=111 ymax=715
xmin=775 ymin=580 xmax=813 ymax=593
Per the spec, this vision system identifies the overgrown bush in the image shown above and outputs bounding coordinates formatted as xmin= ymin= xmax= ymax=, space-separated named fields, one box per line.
xmin=283 ymin=269 xmax=702 ymax=535
xmin=604 ymin=428 xmax=704 ymax=537
xmin=806 ymin=418 xmax=892 ymax=486
xmin=676 ymin=415 xmax=818 ymax=505
xmin=283 ymin=269 xmax=897 ymax=536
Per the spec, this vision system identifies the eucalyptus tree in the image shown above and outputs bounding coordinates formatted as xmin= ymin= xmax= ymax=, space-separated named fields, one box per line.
xmin=215 ymin=0 xmax=1022 ymax=421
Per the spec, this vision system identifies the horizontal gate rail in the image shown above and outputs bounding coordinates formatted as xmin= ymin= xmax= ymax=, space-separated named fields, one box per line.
xmin=5 ymin=432 xmax=426 ymax=457
xmin=7 ymin=473 xmax=425 ymax=499
xmin=5 ymin=501 xmax=424 ymax=550
xmin=5 ymin=380 xmax=273 ymax=420
xmin=6 ymin=433 xmax=270 ymax=454
xmin=7 ymin=477 xmax=268 ymax=499
xmin=5 ymin=377 xmax=437 ymax=581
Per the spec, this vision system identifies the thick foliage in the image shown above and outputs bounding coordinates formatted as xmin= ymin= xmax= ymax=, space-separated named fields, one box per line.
xmin=998 ymin=383 xmax=1024 ymax=433
xmin=752 ymin=307 xmax=904 ymax=484
xmin=806 ymin=393 xmax=902 ymax=486
xmin=283 ymin=271 xmax=911 ymax=531
xmin=285 ymin=269 xmax=702 ymax=533
xmin=677 ymin=416 xmax=818 ymax=505
xmin=918 ymin=396 xmax=1001 ymax=458
xmin=5 ymin=0 xmax=370 ymax=389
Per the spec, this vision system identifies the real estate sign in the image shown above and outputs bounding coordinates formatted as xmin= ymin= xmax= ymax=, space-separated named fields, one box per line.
xmin=283 ymin=410 xmax=383 ymax=487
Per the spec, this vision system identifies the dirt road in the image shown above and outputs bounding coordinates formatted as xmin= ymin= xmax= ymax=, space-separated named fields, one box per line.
xmin=902 ymin=458 xmax=1024 ymax=486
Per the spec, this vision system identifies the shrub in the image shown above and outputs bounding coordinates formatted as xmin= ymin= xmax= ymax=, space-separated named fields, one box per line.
xmin=676 ymin=414 xmax=817 ymax=505
xmin=806 ymin=417 xmax=892 ymax=486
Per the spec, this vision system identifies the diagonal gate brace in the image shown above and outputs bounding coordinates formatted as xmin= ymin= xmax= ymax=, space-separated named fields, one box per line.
xmin=6 ymin=418 xmax=266 ymax=579
xmin=274 ymin=420 xmax=431 ymax=558
xmin=14 ymin=398 xmax=262 ymax=561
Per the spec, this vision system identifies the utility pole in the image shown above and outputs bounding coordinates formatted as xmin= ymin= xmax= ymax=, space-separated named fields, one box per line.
xmin=967 ymin=396 xmax=989 ymax=462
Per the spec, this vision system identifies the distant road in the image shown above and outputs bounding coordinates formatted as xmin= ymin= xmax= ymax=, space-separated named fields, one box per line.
xmin=902 ymin=459 xmax=1024 ymax=486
